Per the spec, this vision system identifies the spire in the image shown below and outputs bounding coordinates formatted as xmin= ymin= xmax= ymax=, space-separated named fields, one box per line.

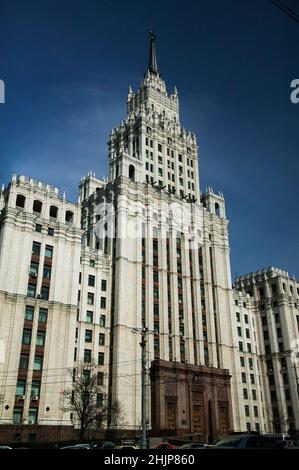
xmin=148 ymin=30 xmax=158 ymax=75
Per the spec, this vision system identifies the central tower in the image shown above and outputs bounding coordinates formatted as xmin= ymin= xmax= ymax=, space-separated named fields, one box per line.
xmin=108 ymin=31 xmax=200 ymax=202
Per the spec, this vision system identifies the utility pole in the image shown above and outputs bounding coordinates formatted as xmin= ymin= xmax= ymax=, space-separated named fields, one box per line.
xmin=140 ymin=327 xmax=148 ymax=450
xmin=132 ymin=326 xmax=153 ymax=449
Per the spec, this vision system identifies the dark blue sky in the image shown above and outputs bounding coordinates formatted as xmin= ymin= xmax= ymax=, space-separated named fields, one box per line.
xmin=0 ymin=0 xmax=298 ymax=279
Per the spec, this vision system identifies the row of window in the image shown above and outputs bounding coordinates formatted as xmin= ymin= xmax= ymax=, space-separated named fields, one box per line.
xmin=84 ymin=330 xmax=105 ymax=345
xmin=32 ymin=242 xmax=53 ymax=258
xmin=16 ymin=379 xmax=40 ymax=398
xmin=82 ymin=349 xmax=104 ymax=365
xmin=25 ymin=306 xmax=48 ymax=323
xmin=79 ymin=274 xmax=107 ymax=291
xmin=15 ymin=195 xmax=74 ymax=223
xmin=242 ymin=372 xmax=256 ymax=385
xmin=35 ymin=224 xmax=54 ymax=236
xmin=22 ymin=329 xmax=46 ymax=347
xmin=27 ymin=284 xmax=49 ymax=300
xmin=81 ymin=293 xmax=106 ymax=308
xmin=85 ymin=311 xmax=106 ymax=326
xmin=19 ymin=353 xmax=43 ymax=371
xmin=13 ymin=407 xmax=38 ymax=425
xmin=244 ymin=404 xmax=259 ymax=418
xmin=30 ymin=262 xmax=51 ymax=280
xmin=243 ymin=388 xmax=258 ymax=401
xmin=239 ymin=341 xmax=253 ymax=353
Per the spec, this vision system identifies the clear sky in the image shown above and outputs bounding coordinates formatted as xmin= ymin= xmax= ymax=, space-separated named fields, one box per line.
xmin=0 ymin=0 xmax=298 ymax=279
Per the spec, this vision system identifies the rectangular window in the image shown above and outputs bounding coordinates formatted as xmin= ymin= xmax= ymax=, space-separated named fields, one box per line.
xmin=35 ymin=224 xmax=42 ymax=233
xmin=87 ymin=293 xmax=94 ymax=305
xmin=86 ymin=311 xmax=93 ymax=324
xmin=40 ymin=286 xmax=49 ymax=300
xmin=19 ymin=355 xmax=29 ymax=370
xmin=97 ymin=393 xmax=103 ymax=408
xmin=244 ymin=314 xmax=249 ymax=324
xmin=97 ymin=372 xmax=104 ymax=386
xmin=236 ymin=312 xmax=240 ymax=322
xmin=100 ymin=315 xmax=106 ymax=327
xmin=237 ymin=327 xmax=242 ymax=337
xmin=101 ymin=279 xmax=107 ymax=291
xmin=242 ymin=373 xmax=247 ymax=384
xmin=252 ymin=389 xmax=257 ymax=400
xmin=245 ymin=405 xmax=250 ymax=417
xmin=45 ymin=245 xmax=53 ymax=259
xmin=43 ymin=265 xmax=51 ymax=279
xmin=16 ymin=379 xmax=26 ymax=396
xmin=247 ymin=343 xmax=252 ymax=353
xmin=25 ymin=306 xmax=34 ymax=321
xmin=84 ymin=349 xmax=91 ymax=363
xmin=88 ymin=275 xmax=95 ymax=287
xmin=250 ymin=374 xmax=255 ymax=385
xmin=254 ymin=406 xmax=258 ymax=418
xmin=27 ymin=284 xmax=36 ymax=298
xmin=100 ymin=297 xmax=106 ymax=309
xmin=246 ymin=329 xmax=250 ymax=339
xmin=98 ymin=352 xmax=104 ymax=365
xmin=239 ymin=341 xmax=243 ymax=352
xmin=240 ymin=356 xmax=245 ymax=367
xmin=38 ymin=308 xmax=48 ymax=323
xmin=90 ymin=259 xmax=95 ymax=267
xmin=36 ymin=331 xmax=46 ymax=347
xmin=28 ymin=408 xmax=38 ymax=424
xmin=99 ymin=333 xmax=105 ymax=346
xmin=158 ymin=143 xmax=163 ymax=153
xmin=31 ymin=381 xmax=41 ymax=398
xmin=32 ymin=242 xmax=41 ymax=256
xmin=22 ymin=329 xmax=31 ymax=345
xmin=85 ymin=330 xmax=92 ymax=343
xmin=33 ymin=356 xmax=43 ymax=371
xmin=30 ymin=262 xmax=38 ymax=277
xmin=243 ymin=389 xmax=248 ymax=400
xmin=13 ymin=408 xmax=23 ymax=424
xmin=47 ymin=227 xmax=54 ymax=236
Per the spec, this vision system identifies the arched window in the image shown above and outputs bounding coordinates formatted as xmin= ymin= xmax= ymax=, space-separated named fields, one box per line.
xmin=215 ymin=203 xmax=220 ymax=217
xmin=49 ymin=205 xmax=58 ymax=219
xmin=33 ymin=200 xmax=42 ymax=214
xmin=129 ymin=165 xmax=135 ymax=182
xmin=16 ymin=194 xmax=26 ymax=209
xmin=65 ymin=210 xmax=74 ymax=224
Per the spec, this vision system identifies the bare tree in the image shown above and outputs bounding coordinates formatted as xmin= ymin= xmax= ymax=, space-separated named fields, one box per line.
xmin=62 ymin=361 xmax=107 ymax=440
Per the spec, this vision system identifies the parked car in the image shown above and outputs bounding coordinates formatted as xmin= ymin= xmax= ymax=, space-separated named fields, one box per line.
xmin=214 ymin=434 xmax=284 ymax=449
xmin=180 ymin=442 xmax=207 ymax=449
xmin=60 ymin=443 xmax=91 ymax=449
xmin=0 ymin=446 xmax=12 ymax=449
xmin=94 ymin=441 xmax=117 ymax=449
xmin=154 ymin=442 xmax=177 ymax=449
xmin=275 ymin=439 xmax=299 ymax=449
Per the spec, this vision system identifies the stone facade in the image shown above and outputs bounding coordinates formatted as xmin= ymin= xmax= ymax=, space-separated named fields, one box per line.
xmin=0 ymin=36 xmax=298 ymax=443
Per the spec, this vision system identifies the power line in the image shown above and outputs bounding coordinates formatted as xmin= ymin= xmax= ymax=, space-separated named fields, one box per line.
xmin=270 ymin=0 xmax=299 ymax=24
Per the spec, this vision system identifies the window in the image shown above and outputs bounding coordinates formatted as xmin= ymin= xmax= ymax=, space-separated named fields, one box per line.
xmin=86 ymin=311 xmax=93 ymax=324
xmin=240 ymin=356 xmax=245 ymax=367
xmin=38 ymin=308 xmax=48 ymax=323
xmin=100 ymin=315 xmax=106 ymax=327
xmin=244 ymin=314 xmax=248 ymax=324
xmin=242 ymin=373 xmax=247 ymax=384
xmin=35 ymin=224 xmax=42 ymax=233
xmin=45 ymin=245 xmax=53 ymax=259
xmin=99 ymin=333 xmax=105 ymax=346
xmin=13 ymin=408 xmax=23 ymax=424
xmin=47 ymin=227 xmax=54 ymax=236
xmin=36 ymin=331 xmax=46 ymax=347
xmin=84 ymin=349 xmax=91 ymax=363
xmin=100 ymin=297 xmax=106 ymax=309
xmin=22 ymin=329 xmax=31 ymax=345
xmin=29 ymin=262 xmax=38 ymax=277
xmin=19 ymin=355 xmax=29 ymax=370
xmin=158 ymin=143 xmax=163 ymax=153
xmin=98 ymin=352 xmax=104 ymax=365
xmin=249 ymin=358 xmax=253 ymax=370
xmin=243 ymin=389 xmax=248 ymax=400
xmin=97 ymin=393 xmax=103 ymax=408
xmin=245 ymin=405 xmax=250 ymax=417
xmin=246 ymin=329 xmax=250 ymax=339
xmin=97 ymin=372 xmax=104 ymax=386
xmin=87 ymin=293 xmax=94 ymax=305
xmin=239 ymin=342 xmax=243 ymax=352
xmin=65 ymin=211 xmax=74 ymax=223
xmin=237 ymin=327 xmax=242 ymax=337
xmin=28 ymin=408 xmax=38 ymax=424
xmin=252 ymin=389 xmax=257 ymax=401
xmin=250 ymin=374 xmax=255 ymax=385
xmin=254 ymin=406 xmax=258 ymax=418
xmin=25 ymin=306 xmax=34 ymax=321
xmin=88 ymin=275 xmax=95 ymax=287
xmin=16 ymin=379 xmax=26 ymax=396
xmin=83 ymin=369 xmax=90 ymax=383
xmin=16 ymin=194 xmax=26 ymax=208
xmin=49 ymin=206 xmax=58 ymax=219
xmin=33 ymin=356 xmax=43 ymax=371
xmin=236 ymin=312 xmax=240 ymax=322
xmin=31 ymin=381 xmax=40 ymax=398
xmin=27 ymin=284 xmax=36 ymax=298
xmin=85 ymin=330 xmax=92 ymax=343
xmin=247 ymin=343 xmax=252 ymax=353
xmin=40 ymin=286 xmax=49 ymax=300
xmin=101 ymin=279 xmax=107 ymax=291
xmin=43 ymin=266 xmax=51 ymax=279
xmin=90 ymin=260 xmax=95 ymax=267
